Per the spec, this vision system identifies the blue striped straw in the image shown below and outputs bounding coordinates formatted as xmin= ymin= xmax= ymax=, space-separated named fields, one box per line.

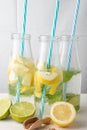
xmin=39 ymin=0 xmax=60 ymax=118
xmin=47 ymin=0 xmax=60 ymax=69
xmin=63 ymin=0 xmax=80 ymax=101
xmin=16 ymin=0 xmax=28 ymax=102
xmin=16 ymin=77 xmax=21 ymax=102
xmin=21 ymin=0 xmax=28 ymax=56
xmin=39 ymin=86 xmax=46 ymax=118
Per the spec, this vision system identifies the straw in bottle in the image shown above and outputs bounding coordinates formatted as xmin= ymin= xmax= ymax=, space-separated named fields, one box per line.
xmin=16 ymin=0 xmax=28 ymax=102
xmin=63 ymin=0 xmax=80 ymax=101
xmin=39 ymin=0 xmax=60 ymax=118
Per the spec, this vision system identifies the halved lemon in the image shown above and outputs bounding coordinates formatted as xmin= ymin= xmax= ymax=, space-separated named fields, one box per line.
xmin=50 ymin=102 xmax=76 ymax=127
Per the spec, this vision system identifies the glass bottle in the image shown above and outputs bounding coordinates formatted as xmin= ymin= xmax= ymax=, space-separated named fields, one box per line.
xmin=8 ymin=33 xmax=35 ymax=104
xmin=59 ymin=35 xmax=81 ymax=111
xmin=34 ymin=35 xmax=63 ymax=117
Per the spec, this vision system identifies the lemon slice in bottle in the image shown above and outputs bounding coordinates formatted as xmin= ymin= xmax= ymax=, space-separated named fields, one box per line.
xmin=38 ymin=71 xmax=58 ymax=85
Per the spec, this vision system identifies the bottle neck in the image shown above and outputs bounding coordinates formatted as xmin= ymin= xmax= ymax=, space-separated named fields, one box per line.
xmin=59 ymin=35 xmax=80 ymax=70
xmin=11 ymin=33 xmax=32 ymax=59
xmin=37 ymin=35 xmax=61 ymax=69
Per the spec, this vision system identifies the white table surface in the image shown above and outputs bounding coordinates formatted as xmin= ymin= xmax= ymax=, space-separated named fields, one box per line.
xmin=0 ymin=94 xmax=87 ymax=130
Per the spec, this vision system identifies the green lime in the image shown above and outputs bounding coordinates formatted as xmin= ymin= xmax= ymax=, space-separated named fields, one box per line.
xmin=0 ymin=98 xmax=11 ymax=120
xmin=68 ymin=95 xmax=80 ymax=106
xmin=68 ymin=95 xmax=80 ymax=111
xmin=10 ymin=102 xmax=35 ymax=123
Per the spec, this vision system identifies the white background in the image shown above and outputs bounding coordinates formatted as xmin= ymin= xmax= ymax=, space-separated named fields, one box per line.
xmin=0 ymin=0 xmax=87 ymax=93
xmin=0 ymin=0 xmax=17 ymax=92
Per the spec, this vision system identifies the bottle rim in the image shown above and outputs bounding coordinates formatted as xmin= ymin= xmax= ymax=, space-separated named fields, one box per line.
xmin=39 ymin=35 xmax=79 ymax=43
xmin=11 ymin=33 xmax=31 ymax=40
xmin=58 ymin=35 xmax=79 ymax=41
xmin=39 ymin=35 xmax=59 ymax=42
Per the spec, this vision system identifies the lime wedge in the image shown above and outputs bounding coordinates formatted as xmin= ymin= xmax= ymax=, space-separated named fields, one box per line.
xmin=68 ymin=95 xmax=80 ymax=106
xmin=10 ymin=102 xmax=35 ymax=123
xmin=0 ymin=98 xmax=11 ymax=120
xmin=68 ymin=95 xmax=80 ymax=111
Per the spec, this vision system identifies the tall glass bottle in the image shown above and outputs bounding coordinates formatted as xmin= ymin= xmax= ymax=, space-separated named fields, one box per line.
xmin=59 ymin=35 xmax=81 ymax=111
xmin=8 ymin=34 xmax=35 ymax=104
xmin=34 ymin=36 xmax=63 ymax=117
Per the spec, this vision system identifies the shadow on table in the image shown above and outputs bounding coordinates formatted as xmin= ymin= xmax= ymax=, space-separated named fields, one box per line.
xmin=71 ymin=106 xmax=87 ymax=129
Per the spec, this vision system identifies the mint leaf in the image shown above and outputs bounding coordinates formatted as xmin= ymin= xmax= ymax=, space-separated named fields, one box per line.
xmin=63 ymin=70 xmax=80 ymax=83
xmin=46 ymin=93 xmax=62 ymax=104
xmin=46 ymin=84 xmax=63 ymax=104
xmin=9 ymin=84 xmax=34 ymax=96
xmin=21 ymin=87 xmax=35 ymax=96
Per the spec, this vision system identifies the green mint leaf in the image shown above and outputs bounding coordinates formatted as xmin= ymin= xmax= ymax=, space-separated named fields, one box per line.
xmin=9 ymin=84 xmax=34 ymax=96
xmin=21 ymin=87 xmax=35 ymax=96
xmin=46 ymin=84 xmax=63 ymax=104
xmin=63 ymin=70 xmax=80 ymax=83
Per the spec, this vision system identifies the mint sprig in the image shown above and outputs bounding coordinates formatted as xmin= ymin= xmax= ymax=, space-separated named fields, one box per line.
xmin=63 ymin=70 xmax=80 ymax=83
xmin=46 ymin=70 xmax=80 ymax=104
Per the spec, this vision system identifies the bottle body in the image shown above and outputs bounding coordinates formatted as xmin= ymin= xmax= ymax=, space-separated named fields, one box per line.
xmin=34 ymin=36 xmax=63 ymax=117
xmin=59 ymin=35 xmax=81 ymax=111
xmin=8 ymin=34 xmax=35 ymax=104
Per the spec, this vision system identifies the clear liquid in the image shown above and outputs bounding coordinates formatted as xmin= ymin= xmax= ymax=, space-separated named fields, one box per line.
xmin=9 ymin=95 xmax=34 ymax=104
xmin=35 ymin=72 xmax=81 ymax=117
xmin=66 ymin=73 xmax=81 ymax=111
xmin=8 ymin=56 xmax=35 ymax=104
xmin=35 ymin=101 xmax=51 ymax=117
xmin=67 ymin=73 xmax=81 ymax=94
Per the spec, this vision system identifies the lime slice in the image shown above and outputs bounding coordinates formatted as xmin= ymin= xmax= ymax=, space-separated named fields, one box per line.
xmin=68 ymin=95 xmax=80 ymax=106
xmin=0 ymin=98 xmax=11 ymax=120
xmin=10 ymin=102 xmax=35 ymax=123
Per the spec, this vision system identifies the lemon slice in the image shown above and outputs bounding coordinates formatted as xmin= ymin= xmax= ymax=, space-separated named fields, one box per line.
xmin=10 ymin=102 xmax=35 ymax=123
xmin=20 ymin=85 xmax=29 ymax=93
xmin=34 ymin=72 xmax=42 ymax=98
xmin=40 ymin=71 xmax=57 ymax=80
xmin=38 ymin=71 xmax=58 ymax=85
xmin=16 ymin=56 xmax=35 ymax=70
xmin=22 ymin=73 xmax=33 ymax=86
xmin=8 ymin=70 xmax=18 ymax=84
xmin=49 ymin=70 xmax=63 ymax=95
xmin=50 ymin=102 xmax=76 ymax=127
xmin=35 ymin=69 xmax=63 ymax=97
xmin=0 ymin=98 xmax=11 ymax=120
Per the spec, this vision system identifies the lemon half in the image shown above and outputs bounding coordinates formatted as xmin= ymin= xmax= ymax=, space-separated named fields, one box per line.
xmin=50 ymin=102 xmax=76 ymax=127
